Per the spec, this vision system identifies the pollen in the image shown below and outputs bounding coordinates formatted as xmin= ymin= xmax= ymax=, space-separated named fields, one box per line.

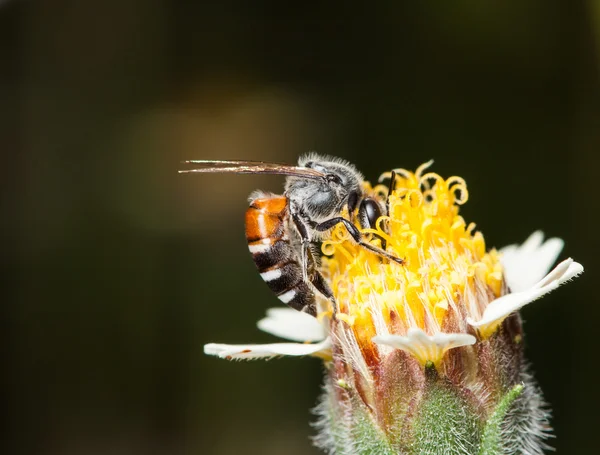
xmin=320 ymin=161 xmax=505 ymax=361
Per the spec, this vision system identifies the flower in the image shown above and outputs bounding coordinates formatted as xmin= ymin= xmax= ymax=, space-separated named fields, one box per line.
xmin=204 ymin=162 xmax=583 ymax=455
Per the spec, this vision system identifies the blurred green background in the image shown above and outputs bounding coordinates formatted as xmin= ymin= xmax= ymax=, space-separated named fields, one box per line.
xmin=3 ymin=1 xmax=599 ymax=454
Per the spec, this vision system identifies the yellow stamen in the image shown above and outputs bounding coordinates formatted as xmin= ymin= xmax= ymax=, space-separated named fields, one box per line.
xmin=321 ymin=164 xmax=505 ymax=360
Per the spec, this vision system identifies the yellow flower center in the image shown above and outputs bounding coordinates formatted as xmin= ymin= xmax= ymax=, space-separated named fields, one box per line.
xmin=320 ymin=161 xmax=505 ymax=347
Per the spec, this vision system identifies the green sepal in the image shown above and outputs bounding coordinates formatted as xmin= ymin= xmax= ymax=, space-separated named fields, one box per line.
xmin=313 ymin=385 xmax=396 ymax=455
xmin=349 ymin=408 xmax=398 ymax=455
xmin=478 ymin=384 xmax=524 ymax=455
xmin=409 ymin=378 xmax=481 ymax=455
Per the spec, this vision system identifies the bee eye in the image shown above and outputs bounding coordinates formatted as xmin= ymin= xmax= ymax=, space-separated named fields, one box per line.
xmin=361 ymin=198 xmax=383 ymax=228
xmin=326 ymin=174 xmax=343 ymax=185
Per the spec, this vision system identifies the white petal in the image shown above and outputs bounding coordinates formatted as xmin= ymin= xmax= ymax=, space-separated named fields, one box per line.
xmin=533 ymin=258 xmax=583 ymax=288
xmin=468 ymin=259 xmax=584 ymax=333
xmin=500 ymin=231 xmax=564 ymax=292
xmin=373 ymin=328 xmax=475 ymax=365
xmin=468 ymin=283 xmax=558 ymax=330
xmin=256 ymin=307 xmax=326 ymax=342
xmin=204 ymin=337 xmax=331 ymax=360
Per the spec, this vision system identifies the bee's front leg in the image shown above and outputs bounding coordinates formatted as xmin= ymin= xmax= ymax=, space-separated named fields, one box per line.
xmin=314 ymin=217 xmax=404 ymax=265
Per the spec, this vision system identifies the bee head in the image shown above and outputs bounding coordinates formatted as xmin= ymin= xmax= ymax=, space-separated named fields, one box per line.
xmin=285 ymin=154 xmax=364 ymax=222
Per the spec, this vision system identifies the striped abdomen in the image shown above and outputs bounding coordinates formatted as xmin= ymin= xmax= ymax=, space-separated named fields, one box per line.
xmin=245 ymin=196 xmax=316 ymax=315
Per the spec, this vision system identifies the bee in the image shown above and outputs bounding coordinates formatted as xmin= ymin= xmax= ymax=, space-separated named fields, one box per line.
xmin=180 ymin=154 xmax=403 ymax=316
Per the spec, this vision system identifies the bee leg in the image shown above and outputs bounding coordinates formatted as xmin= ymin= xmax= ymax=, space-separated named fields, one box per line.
xmin=292 ymin=212 xmax=338 ymax=312
xmin=315 ymin=217 xmax=404 ymax=265
xmin=347 ymin=190 xmax=360 ymax=223
xmin=291 ymin=212 xmax=312 ymax=283
xmin=306 ymin=252 xmax=338 ymax=313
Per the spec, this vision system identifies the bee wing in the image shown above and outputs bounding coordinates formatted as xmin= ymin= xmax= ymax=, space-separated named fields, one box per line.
xmin=179 ymin=160 xmax=326 ymax=180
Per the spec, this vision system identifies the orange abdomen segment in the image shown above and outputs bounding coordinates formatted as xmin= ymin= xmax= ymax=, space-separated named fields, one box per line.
xmin=244 ymin=195 xmax=316 ymax=315
xmin=245 ymin=196 xmax=289 ymax=242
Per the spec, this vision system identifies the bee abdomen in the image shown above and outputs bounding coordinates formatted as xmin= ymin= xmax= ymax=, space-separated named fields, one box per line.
xmin=245 ymin=196 xmax=316 ymax=316
xmin=260 ymin=261 xmax=301 ymax=294
xmin=276 ymin=282 xmax=315 ymax=314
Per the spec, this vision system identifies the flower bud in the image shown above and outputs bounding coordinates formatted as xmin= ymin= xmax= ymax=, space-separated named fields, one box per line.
xmin=205 ymin=161 xmax=583 ymax=455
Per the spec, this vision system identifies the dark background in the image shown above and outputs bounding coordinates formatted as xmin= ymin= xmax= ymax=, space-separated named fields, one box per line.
xmin=3 ymin=1 xmax=598 ymax=454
